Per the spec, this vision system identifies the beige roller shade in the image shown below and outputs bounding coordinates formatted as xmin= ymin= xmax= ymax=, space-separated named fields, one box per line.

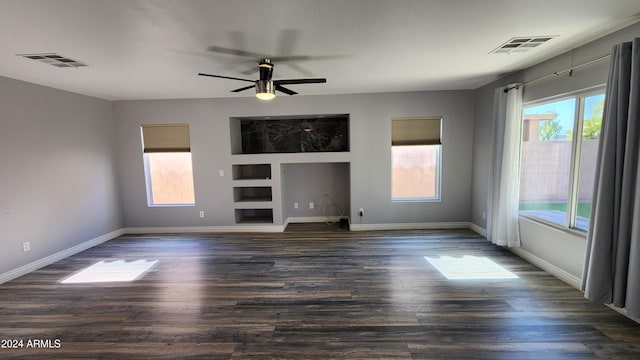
xmin=141 ymin=123 xmax=190 ymax=152
xmin=392 ymin=117 xmax=442 ymax=146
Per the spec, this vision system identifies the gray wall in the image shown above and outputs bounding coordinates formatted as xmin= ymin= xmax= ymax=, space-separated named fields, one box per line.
xmin=282 ymin=162 xmax=350 ymax=219
xmin=0 ymin=76 xmax=123 ymax=275
xmin=470 ymin=21 xmax=640 ymax=280
xmin=112 ymin=90 xmax=475 ymax=228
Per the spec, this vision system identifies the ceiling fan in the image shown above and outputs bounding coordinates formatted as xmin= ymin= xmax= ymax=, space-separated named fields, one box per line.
xmin=198 ymin=58 xmax=326 ymax=100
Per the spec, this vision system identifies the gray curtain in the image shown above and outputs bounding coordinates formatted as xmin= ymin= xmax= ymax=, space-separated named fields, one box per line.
xmin=583 ymin=38 xmax=640 ymax=318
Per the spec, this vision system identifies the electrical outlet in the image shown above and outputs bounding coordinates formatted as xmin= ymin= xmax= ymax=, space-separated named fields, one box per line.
xmin=309 ymin=202 xmax=314 ymax=209
xmin=359 ymin=208 xmax=364 ymax=217
xmin=199 ymin=211 xmax=205 ymax=218
xmin=219 ymin=169 xmax=224 ymax=177
xmin=294 ymin=202 xmax=299 ymax=209
xmin=23 ymin=242 xmax=30 ymax=252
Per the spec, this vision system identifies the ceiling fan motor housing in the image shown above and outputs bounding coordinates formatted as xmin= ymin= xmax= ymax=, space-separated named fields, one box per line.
xmin=259 ymin=58 xmax=274 ymax=81
xmin=255 ymin=79 xmax=274 ymax=94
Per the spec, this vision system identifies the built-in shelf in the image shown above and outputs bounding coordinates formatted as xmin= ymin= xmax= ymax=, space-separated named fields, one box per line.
xmin=232 ymin=163 xmax=274 ymax=224
xmin=232 ymin=164 xmax=272 ymax=180
xmin=230 ymin=114 xmax=349 ymax=154
xmin=235 ymin=208 xmax=273 ymax=224
xmin=228 ymin=120 xmax=352 ymax=227
xmin=234 ymin=186 xmax=272 ymax=202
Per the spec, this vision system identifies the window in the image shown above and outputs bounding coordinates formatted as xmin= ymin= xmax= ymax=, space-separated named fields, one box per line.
xmin=519 ymin=90 xmax=605 ymax=231
xmin=391 ymin=117 xmax=442 ymax=201
xmin=575 ymin=94 xmax=605 ymax=230
xmin=141 ymin=124 xmax=195 ymax=206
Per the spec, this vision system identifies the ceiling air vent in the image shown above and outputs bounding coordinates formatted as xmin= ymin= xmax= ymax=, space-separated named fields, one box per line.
xmin=17 ymin=53 xmax=87 ymax=68
xmin=491 ymin=36 xmax=556 ymax=54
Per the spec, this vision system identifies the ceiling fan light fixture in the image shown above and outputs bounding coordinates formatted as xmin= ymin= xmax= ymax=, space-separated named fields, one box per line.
xmin=255 ymin=80 xmax=275 ymax=100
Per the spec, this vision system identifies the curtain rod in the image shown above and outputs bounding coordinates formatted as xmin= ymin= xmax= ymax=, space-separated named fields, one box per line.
xmin=504 ymin=53 xmax=611 ymax=92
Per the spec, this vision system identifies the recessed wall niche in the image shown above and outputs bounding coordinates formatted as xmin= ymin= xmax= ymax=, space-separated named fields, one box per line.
xmin=230 ymin=114 xmax=349 ymax=154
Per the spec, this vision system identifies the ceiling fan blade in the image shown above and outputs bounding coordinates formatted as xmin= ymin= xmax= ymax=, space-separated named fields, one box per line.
xmin=271 ymin=54 xmax=348 ymax=63
xmin=275 ymin=85 xmax=298 ymax=95
xmin=198 ymin=73 xmax=255 ymax=83
xmin=206 ymin=46 xmax=266 ymax=59
xmin=230 ymin=84 xmax=256 ymax=93
xmin=269 ymin=55 xmax=313 ymax=62
xmin=277 ymin=29 xmax=298 ymax=58
xmin=284 ymin=62 xmax=313 ymax=77
xmin=240 ymin=67 xmax=259 ymax=75
xmin=275 ymin=78 xmax=327 ymax=85
xmin=229 ymin=31 xmax=247 ymax=55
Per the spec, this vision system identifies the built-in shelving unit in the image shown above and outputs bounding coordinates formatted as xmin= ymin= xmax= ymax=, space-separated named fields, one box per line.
xmin=228 ymin=114 xmax=351 ymax=228
xmin=233 ymin=186 xmax=272 ymax=202
xmin=234 ymin=208 xmax=274 ymax=224
xmin=231 ymin=164 xmax=274 ymax=224
xmin=230 ymin=114 xmax=349 ymax=155
xmin=232 ymin=164 xmax=272 ymax=180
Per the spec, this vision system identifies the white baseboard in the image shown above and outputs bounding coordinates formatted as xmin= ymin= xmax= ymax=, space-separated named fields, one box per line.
xmin=349 ymin=222 xmax=470 ymax=231
xmin=468 ymin=224 xmax=582 ymax=289
xmin=125 ymin=217 xmax=349 ymax=234
xmin=0 ymin=228 xmax=125 ymax=285
xmin=605 ymin=304 xmax=640 ymax=324
xmin=281 ymin=216 xmax=349 ymax=231
xmin=125 ymin=220 xmax=468 ymax=233
xmin=123 ymin=225 xmax=286 ymax=234
xmin=285 ymin=216 xmax=346 ymax=225
xmin=469 ymin=223 xmax=487 ymax=237
xmin=510 ymin=247 xmax=582 ymax=290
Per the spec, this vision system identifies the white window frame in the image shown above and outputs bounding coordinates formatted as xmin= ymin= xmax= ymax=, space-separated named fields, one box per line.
xmin=519 ymin=86 xmax=605 ymax=232
xmin=391 ymin=144 xmax=442 ymax=203
xmin=142 ymin=153 xmax=196 ymax=207
xmin=140 ymin=123 xmax=196 ymax=208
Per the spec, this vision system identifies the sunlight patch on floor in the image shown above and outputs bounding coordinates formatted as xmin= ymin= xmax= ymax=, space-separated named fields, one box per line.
xmin=60 ymin=260 xmax=158 ymax=284
xmin=425 ymin=255 xmax=518 ymax=280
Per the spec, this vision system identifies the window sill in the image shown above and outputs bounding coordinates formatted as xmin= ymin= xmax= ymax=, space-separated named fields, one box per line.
xmin=392 ymin=198 xmax=441 ymax=203
xmin=518 ymin=213 xmax=587 ymax=238
xmin=147 ymin=204 xmax=195 ymax=208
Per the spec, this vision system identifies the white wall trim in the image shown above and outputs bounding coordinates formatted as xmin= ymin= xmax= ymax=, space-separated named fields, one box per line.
xmin=285 ymin=216 xmax=346 ymax=225
xmin=469 ymin=223 xmax=487 ymax=237
xmin=124 ymin=218 xmax=349 ymax=234
xmin=349 ymin=222 xmax=470 ymax=231
xmin=0 ymin=228 xmax=125 ymax=285
xmin=510 ymin=247 xmax=582 ymax=290
xmin=123 ymin=225 xmax=286 ymax=234
xmin=126 ymin=220 xmax=472 ymax=233
xmin=468 ymin=223 xmax=583 ymax=290
xmin=605 ymin=304 xmax=640 ymax=324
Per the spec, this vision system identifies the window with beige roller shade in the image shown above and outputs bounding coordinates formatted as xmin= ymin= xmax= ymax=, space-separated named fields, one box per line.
xmin=141 ymin=123 xmax=190 ymax=152
xmin=391 ymin=117 xmax=442 ymax=146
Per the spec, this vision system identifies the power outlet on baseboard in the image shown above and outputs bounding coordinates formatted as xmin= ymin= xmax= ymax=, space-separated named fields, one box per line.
xmin=23 ymin=242 xmax=30 ymax=252
xmin=199 ymin=211 xmax=205 ymax=218
xmin=359 ymin=208 xmax=364 ymax=217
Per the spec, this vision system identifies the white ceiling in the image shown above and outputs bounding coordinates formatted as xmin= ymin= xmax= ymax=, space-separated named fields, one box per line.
xmin=1 ymin=0 xmax=639 ymax=101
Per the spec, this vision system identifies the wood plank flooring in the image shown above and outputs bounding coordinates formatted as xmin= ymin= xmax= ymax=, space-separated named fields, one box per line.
xmin=1 ymin=228 xmax=639 ymax=359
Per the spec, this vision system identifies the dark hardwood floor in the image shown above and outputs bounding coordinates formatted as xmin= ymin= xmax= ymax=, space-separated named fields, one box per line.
xmin=1 ymin=227 xmax=639 ymax=359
